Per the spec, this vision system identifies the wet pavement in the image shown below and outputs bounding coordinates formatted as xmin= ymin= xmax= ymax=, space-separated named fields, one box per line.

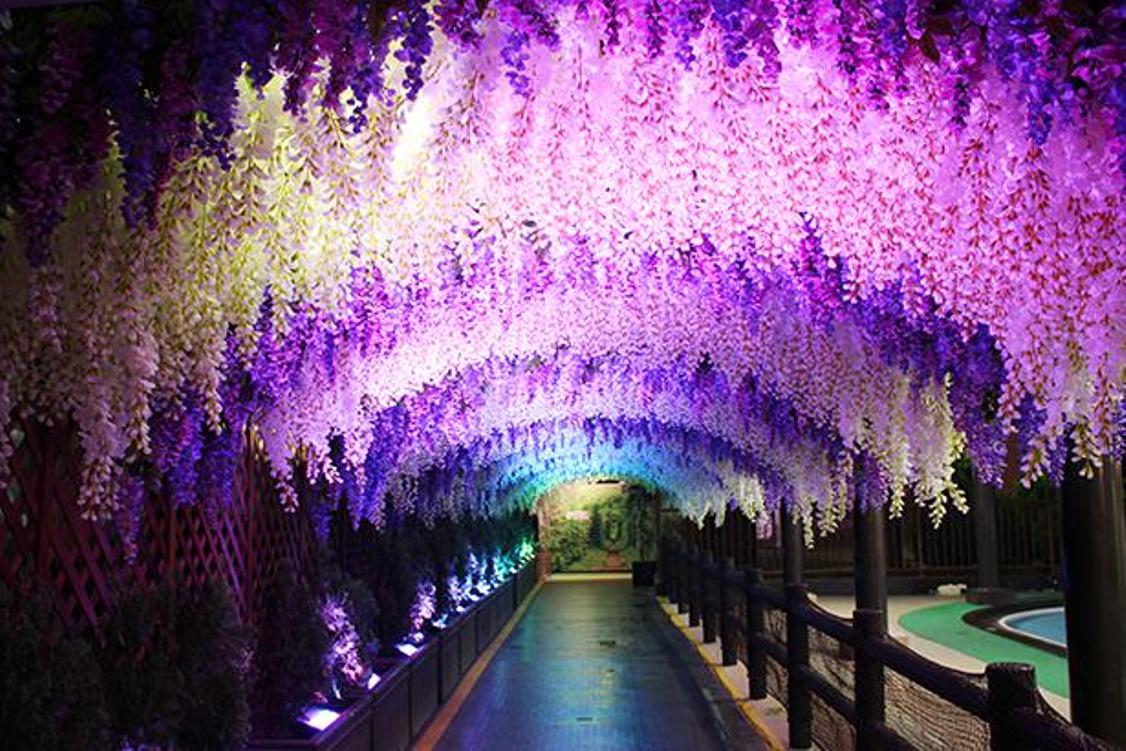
xmin=434 ymin=578 xmax=767 ymax=750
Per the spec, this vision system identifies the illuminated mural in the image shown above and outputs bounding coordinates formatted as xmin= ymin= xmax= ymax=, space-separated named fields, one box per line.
xmin=539 ymin=480 xmax=660 ymax=572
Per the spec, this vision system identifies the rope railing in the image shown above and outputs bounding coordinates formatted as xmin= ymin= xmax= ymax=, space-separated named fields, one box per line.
xmin=660 ymin=539 xmax=1116 ymax=751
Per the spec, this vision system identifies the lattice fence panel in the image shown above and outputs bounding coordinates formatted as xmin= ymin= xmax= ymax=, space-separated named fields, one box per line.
xmin=1 ymin=418 xmax=316 ymax=634
xmin=2 ymin=419 xmax=129 ymax=633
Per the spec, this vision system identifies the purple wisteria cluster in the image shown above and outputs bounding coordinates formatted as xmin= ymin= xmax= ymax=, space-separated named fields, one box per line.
xmin=1 ymin=1 xmax=1122 ymax=262
xmin=100 ymin=225 xmax=1030 ymax=537
xmin=0 ymin=0 xmax=1121 ymax=542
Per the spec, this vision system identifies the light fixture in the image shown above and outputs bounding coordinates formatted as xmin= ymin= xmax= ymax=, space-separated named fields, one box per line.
xmin=298 ymin=706 xmax=340 ymax=732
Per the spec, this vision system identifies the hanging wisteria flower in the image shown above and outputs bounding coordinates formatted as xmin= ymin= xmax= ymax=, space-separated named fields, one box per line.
xmin=0 ymin=0 xmax=1120 ymax=537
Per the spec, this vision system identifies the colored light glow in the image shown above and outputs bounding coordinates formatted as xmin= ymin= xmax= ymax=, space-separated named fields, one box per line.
xmin=321 ymin=595 xmax=368 ymax=688
xmin=397 ymin=643 xmax=420 ymax=657
xmin=410 ymin=579 xmax=437 ymax=636
xmin=298 ymin=706 xmax=340 ymax=732
xmin=367 ymin=673 xmax=381 ymax=690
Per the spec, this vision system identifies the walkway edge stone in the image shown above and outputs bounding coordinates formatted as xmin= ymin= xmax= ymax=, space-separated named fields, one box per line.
xmin=659 ymin=597 xmax=789 ymax=751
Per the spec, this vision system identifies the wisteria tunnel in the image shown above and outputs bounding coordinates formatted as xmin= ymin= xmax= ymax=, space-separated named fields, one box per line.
xmin=0 ymin=0 xmax=1123 ymax=749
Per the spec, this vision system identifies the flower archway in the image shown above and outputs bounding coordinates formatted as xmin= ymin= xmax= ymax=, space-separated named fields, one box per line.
xmin=0 ymin=1 xmax=1122 ymax=535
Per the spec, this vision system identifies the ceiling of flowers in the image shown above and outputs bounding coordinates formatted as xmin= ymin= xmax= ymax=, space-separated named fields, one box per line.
xmin=0 ymin=1 xmax=1122 ymax=537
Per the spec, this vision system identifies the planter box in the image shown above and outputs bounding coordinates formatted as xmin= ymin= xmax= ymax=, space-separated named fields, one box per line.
xmin=459 ymin=604 xmax=478 ymax=671
xmin=409 ymin=640 xmax=440 ymax=738
xmin=477 ymin=597 xmax=495 ymax=646
xmin=246 ymin=693 xmax=373 ymax=751
xmin=439 ymin=624 xmax=462 ymax=701
xmin=369 ymin=663 xmax=411 ymax=751
xmin=247 ymin=563 xmax=536 ymax=751
xmin=500 ymin=580 xmax=515 ymax=622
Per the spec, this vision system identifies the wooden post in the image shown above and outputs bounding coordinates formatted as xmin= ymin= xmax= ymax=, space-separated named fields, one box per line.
xmin=853 ymin=500 xmax=888 ymax=748
xmin=745 ymin=568 xmax=768 ymax=699
xmin=853 ymin=608 xmax=886 ymax=749
xmin=1060 ymin=455 xmax=1126 ymax=746
xmin=782 ymin=507 xmax=812 ymax=748
xmin=748 ymin=513 xmax=759 ymax=569
xmin=702 ymin=550 xmax=718 ymax=643
xmin=673 ymin=539 xmax=689 ymax=615
xmin=689 ymin=544 xmax=702 ymax=627
xmin=720 ymin=557 xmax=737 ymax=666
xmin=986 ymin=663 xmax=1038 ymax=751
xmin=676 ymin=542 xmax=689 ymax=615
xmin=972 ymin=466 xmax=1002 ymax=592
xmin=853 ymin=505 xmax=888 ymax=628
xmin=737 ymin=512 xmax=749 ymax=569
xmin=782 ymin=507 xmax=803 ymax=587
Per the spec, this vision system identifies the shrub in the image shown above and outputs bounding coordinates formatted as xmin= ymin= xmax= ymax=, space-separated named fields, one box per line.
xmin=0 ymin=585 xmax=110 ymax=751
xmin=174 ymin=580 xmax=250 ymax=750
xmin=369 ymin=529 xmax=418 ymax=652
xmin=251 ymin=560 xmax=329 ymax=736
xmin=424 ymin=518 xmax=458 ymax=617
xmin=97 ymin=582 xmax=180 ymax=747
xmin=320 ymin=552 xmax=380 ymax=655
xmin=98 ymin=578 xmax=249 ymax=750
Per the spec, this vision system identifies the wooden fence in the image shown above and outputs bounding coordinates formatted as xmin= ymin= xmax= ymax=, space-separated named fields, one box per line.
xmin=660 ymin=541 xmax=1112 ymax=751
xmin=0 ymin=418 xmax=315 ymax=633
xmin=682 ymin=499 xmax=1061 ymax=587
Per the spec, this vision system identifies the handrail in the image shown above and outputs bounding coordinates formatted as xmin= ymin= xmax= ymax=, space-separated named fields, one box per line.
xmin=659 ymin=539 xmax=1112 ymax=751
xmin=1008 ymin=708 xmax=1119 ymax=751
xmin=862 ymin=633 xmax=990 ymax=718
xmin=795 ymin=663 xmax=856 ymax=725
xmin=794 ymin=598 xmax=854 ymax=645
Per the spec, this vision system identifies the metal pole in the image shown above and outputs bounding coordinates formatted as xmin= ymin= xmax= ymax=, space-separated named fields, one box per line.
xmin=1060 ymin=455 xmax=1126 ymax=746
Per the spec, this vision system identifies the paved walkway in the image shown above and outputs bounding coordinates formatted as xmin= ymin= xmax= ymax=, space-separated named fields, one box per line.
xmin=434 ymin=578 xmax=767 ymax=750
